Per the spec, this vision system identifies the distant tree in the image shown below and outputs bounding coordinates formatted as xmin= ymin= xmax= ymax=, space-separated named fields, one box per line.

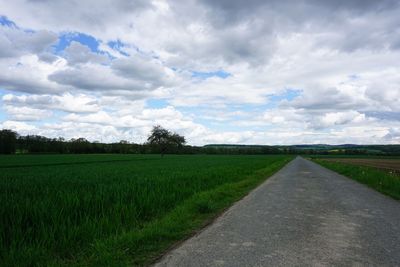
xmin=147 ymin=125 xmax=186 ymax=156
xmin=69 ymin=138 xmax=91 ymax=153
xmin=113 ymin=140 xmax=130 ymax=154
xmin=0 ymin=129 xmax=17 ymax=154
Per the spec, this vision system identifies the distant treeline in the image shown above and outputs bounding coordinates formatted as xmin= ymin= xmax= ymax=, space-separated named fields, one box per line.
xmin=0 ymin=129 xmax=399 ymax=155
xmin=0 ymin=131 xmax=285 ymax=155
xmin=0 ymin=129 xmax=288 ymax=155
xmin=205 ymin=144 xmax=400 ymax=156
xmin=0 ymin=129 xmax=185 ymax=154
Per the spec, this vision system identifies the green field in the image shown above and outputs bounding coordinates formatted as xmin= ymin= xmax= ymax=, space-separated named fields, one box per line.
xmin=0 ymin=154 xmax=292 ymax=266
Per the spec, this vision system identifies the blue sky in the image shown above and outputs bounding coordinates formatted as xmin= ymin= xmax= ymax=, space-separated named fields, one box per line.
xmin=0 ymin=1 xmax=399 ymax=144
xmin=191 ymin=70 xmax=231 ymax=79
xmin=0 ymin=16 xmax=16 ymax=27
xmin=54 ymin=32 xmax=100 ymax=53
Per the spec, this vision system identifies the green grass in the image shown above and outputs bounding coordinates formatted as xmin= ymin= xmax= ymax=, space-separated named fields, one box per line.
xmin=0 ymin=154 xmax=292 ymax=266
xmin=313 ymin=159 xmax=400 ymax=200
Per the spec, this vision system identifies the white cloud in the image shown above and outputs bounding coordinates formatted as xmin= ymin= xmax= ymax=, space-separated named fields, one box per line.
xmin=3 ymin=105 xmax=51 ymax=121
xmin=0 ymin=120 xmax=37 ymax=133
xmin=0 ymin=0 xmax=400 ymax=144
xmin=2 ymin=93 xmax=101 ymax=113
xmin=0 ymin=54 xmax=66 ymax=94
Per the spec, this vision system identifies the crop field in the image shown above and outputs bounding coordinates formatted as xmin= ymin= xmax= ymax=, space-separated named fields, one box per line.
xmin=314 ymin=157 xmax=400 ymax=200
xmin=317 ymin=157 xmax=400 ymax=174
xmin=0 ymin=154 xmax=292 ymax=266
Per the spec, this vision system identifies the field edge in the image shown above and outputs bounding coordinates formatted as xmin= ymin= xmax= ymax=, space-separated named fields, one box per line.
xmin=312 ymin=159 xmax=400 ymax=200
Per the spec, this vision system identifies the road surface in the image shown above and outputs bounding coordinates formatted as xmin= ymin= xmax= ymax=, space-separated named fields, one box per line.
xmin=154 ymin=157 xmax=400 ymax=266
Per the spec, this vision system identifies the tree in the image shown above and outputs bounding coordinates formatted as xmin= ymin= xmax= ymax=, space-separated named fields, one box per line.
xmin=69 ymin=138 xmax=91 ymax=153
xmin=0 ymin=129 xmax=17 ymax=154
xmin=147 ymin=125 xmax=186 ymax=156
xmin=170 ymin=133 xmax=186 ymax=148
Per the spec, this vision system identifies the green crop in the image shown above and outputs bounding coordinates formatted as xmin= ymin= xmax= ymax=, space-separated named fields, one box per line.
xmin=0 ymin=154 xmax=291 ymax=266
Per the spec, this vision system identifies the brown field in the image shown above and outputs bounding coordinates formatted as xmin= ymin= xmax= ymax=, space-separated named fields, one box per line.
xmin=321 ymin=158 xmax=400 ymax=174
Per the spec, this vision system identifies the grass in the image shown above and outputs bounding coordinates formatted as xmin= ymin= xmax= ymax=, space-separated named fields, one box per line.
xmin=0 ymin=154 xmax=292 ymax=266
xmin=313 ymin=159 xmax=400 ymax=200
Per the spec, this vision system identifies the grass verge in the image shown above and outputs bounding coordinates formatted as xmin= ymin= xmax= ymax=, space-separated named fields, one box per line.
xmin=313 ymin=159 xmax=400 ymax=200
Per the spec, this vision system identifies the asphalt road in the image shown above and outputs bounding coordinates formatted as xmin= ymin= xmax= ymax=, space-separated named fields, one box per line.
xmin=154 ymin=157 xmax=400 ymax=267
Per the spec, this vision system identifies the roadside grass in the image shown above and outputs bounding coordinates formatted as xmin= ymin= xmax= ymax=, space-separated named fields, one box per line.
xmin=313 ymin=159 xmax=400 ymax=200
xmin=0 ymin=154 xmax=292 ymax=266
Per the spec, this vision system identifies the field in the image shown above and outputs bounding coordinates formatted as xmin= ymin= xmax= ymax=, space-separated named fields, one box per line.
xmin=316 ymin=157 xmax=400 ymax=174
xmin=0 ymin=154 xmax=292 ymax=266
xmin=313 ymin=157 xmax=400 ymax=200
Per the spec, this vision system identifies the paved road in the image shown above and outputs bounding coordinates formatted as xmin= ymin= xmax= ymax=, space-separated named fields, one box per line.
xmin=154 ymin=157 xmax=400 ymax=267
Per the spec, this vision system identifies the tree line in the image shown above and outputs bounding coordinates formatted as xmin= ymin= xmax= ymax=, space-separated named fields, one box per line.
xmin=1 ymin=127 xmax=399 ymax=155
xmin=0 ymin=126 xmax=287 ymax=155
xmin=0 ymin=126 xmax=184 ymax=155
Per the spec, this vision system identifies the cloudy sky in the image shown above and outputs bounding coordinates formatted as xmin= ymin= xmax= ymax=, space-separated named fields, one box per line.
xmin=0 ymin=0 xmax=399 ymax=145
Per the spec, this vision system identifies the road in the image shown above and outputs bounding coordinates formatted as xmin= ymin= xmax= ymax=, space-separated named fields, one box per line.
xmin=154 ymin=157 xmax=400 ymax=266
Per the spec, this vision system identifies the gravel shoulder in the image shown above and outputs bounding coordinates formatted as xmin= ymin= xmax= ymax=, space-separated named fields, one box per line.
xmin=154 ymin=157 xmax=400 ymax=267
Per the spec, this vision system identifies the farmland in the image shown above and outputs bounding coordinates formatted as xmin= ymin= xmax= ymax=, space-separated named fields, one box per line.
xmin=316 ymin=157 xmax=400 ymax=174
xmin=313 ymin=157 xmax=400 ymax=200
xmin=0 ymin=154 xmax=292 ymax=266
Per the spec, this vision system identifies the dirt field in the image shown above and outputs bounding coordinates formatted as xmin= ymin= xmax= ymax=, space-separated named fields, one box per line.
xmin=321 ymin=158 xmax=400 ymax=174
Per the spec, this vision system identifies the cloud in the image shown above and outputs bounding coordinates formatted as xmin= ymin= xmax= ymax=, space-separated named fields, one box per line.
xmin=0 ymin=55 xmax=65 ymax=94
xmin=0 ymin=120 xmax=37 ymax=133
xmin=310 ymin=111 xmax=367 ymax=130
xmin=111 ymin=55 xmax=177 ymax=87
xmin=47 ymin=55 xmax=177 ymax=95
xmin=0 ymin=24 xmax=57 ymax=59
xmin=1 ymin=0 xmax=400 ymax=144
xmin=2 ymin=93 xmax=100 ymax=113
xmin=48 ymin=63 xmax=147 ymax=92
xmin=384 ymin=128 xmax=400 ymax=142
xmin=0 ymin=0 xmax=151 ymax=36
xmin=3 ymin=105 xmax=51 ymax=121
xmin=63 ymin=41 xmax=108 ymax=65
xmin=287 ymin=87 xmax=366 ymax=111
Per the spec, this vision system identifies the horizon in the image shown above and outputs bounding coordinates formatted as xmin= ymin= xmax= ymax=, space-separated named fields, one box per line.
xmin=7 ymin=129 xmax=400 ymax=147
xmin=1 ymin=1 xmax=399 ymax=145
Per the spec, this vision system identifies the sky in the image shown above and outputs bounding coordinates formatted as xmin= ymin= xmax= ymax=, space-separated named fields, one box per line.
xmin=0 ymin=0 xmax=399 ymax=145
